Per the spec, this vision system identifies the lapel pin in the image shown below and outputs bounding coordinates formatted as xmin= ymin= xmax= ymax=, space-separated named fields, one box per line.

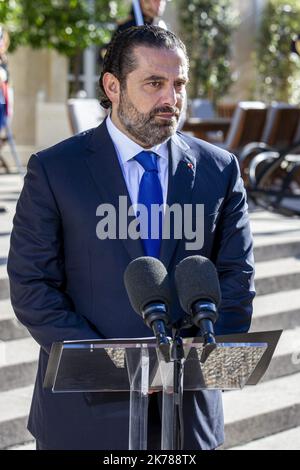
xmin=187 ymin=162 xmax=194 ymax=170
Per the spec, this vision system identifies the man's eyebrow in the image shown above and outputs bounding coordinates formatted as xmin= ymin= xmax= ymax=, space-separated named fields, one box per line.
xmin=142 ymin=75 xmax=167 ymax=82
xmin=142 ymin=75 xmax=189 ymax=82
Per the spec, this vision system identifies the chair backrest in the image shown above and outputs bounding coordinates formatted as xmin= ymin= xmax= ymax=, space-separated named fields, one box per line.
xmin=68 ymin=98 xmax=107 ymax=134
xmin=217 ymin=102 xmax=237 ymax=118
xmin=261 ymin=103 xmax=300 ymax=148
xmin=225 ymin=101 xmax=267 ymax=151
xmin=188 ymin=99 xmax=215 ymax=119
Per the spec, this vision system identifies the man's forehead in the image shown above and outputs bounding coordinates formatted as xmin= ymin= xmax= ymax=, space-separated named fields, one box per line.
xmin=132 ymin=45 xmax=188 ymax=76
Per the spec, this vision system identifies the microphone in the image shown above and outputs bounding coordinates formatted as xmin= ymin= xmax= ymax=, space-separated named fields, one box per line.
xmin=175 ymin=255 xmax=221 ymax=363
xmin=124 ymin=257 xmax=172 ymax=362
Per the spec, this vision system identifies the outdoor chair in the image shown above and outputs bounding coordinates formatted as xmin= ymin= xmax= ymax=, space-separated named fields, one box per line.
xmin=68 ymin=98 xmax=107 ymax=135
xmin=239 ymin=103 xmax=300 ymax=182
xmin=246 ymin=139 xmax=300 ymax=217
xmin=188 ymin=99 xmax=215 ymax=119
xmin=217 ymin=101 xmax=267 ymax=154
xmin=216 ymin=102 xmax=237 ymax=118
xmin=182 ymin=101 xmax=267 ymax=148
xmin=244 ymin=108 xmax=300 ymax=216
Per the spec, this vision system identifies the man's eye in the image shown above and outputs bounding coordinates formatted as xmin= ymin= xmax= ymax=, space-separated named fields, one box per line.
xmin=149 ymin=82 xmax=161 ymax=88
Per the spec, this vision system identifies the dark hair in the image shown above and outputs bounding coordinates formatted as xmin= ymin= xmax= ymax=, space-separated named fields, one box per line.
xmin=99 ymin=25 xmax=189 ymax=109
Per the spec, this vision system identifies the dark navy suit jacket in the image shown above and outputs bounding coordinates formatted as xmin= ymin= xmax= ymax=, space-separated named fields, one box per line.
xmin=7 ymin=119 xmax=255 ymax=449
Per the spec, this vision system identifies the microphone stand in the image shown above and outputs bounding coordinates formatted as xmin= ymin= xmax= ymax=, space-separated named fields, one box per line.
xmin=167 ymin=309 xmax=218 ymax=450
xmin=170 ymin=328 xmax=185 ymax=450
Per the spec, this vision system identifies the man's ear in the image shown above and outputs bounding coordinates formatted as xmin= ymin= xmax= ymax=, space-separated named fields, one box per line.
xmin=102 ymin=72 xmax=120 ymax=105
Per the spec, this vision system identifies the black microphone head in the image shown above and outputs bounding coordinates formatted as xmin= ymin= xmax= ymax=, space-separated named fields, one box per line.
xmin=124 ymin=257 xmax=171 ymax=315
xmin=175 ymin=255 xmax=221 ymax=314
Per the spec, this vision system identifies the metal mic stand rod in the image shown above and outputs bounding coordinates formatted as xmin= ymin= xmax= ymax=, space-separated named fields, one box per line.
xmin=171 ymin=328 xmax=185 ymax=450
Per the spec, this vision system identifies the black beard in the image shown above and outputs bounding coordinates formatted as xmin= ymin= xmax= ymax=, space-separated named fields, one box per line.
xmin=117 ymin=89 xmax=181 ymax=147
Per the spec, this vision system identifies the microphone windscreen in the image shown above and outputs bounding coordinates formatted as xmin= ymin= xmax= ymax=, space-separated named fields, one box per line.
xmin=124 ymin=256 xmax=171 ymax=315
xmin=175 ymin=255 xmax=221 ymax=313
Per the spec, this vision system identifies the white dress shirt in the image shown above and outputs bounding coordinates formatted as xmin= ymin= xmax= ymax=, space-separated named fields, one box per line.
xmin=105 ymin=114 xmax=169 ymax=210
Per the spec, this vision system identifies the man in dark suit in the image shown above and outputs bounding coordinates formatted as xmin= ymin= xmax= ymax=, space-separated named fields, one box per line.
xmin=115 ymin=0 xmax=168 ymax=33
xmin=99 ymin=1 xmax=167 ymax=69
xmin=7 ymin=26 xmax=255 ymax=450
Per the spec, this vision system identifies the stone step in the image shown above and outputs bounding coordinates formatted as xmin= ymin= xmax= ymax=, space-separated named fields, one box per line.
xmin=0 ymin=300 xmax=29 ymax=341
xmin=0 ymin=337 xmax=39 ymax=391
xmin=248 ymin=209 xmax=300 ymax=262
xmin=250 ymin=211 xmax=300 ymax=236
xmin=230 ymin=426 xmax=300 ymax=450
xmin=0 ymin=265 xmax=9 ymax=301
xmin=0 ymin=337 xmax=39 ymax=367
xmin=249 ymin=208 xmax=300 ymax=223
xmin=0 ymin=361 xmax=37 ymax=392
xmin=223 ymin=372 xmax=300 ymax=449
xmin=0 ymin=236 xmax=10 ymax=260
xmin=6 ymin=441 xmax=35 ymax=450
xmin=251 ymin=289 xmax=300 ymax=331
xmin=254 ymin=239 xmax=300 ymax=262
xmin=0 ymin=222 xmax=13 ymax=235
xmin=255 ymin=257 xmax=300 ymax=295
xmin=261 ymin=327 xmax=300 ymax=382
xmin=0 ymin=385 xmax=34 ymax=449
xmin=0 ymin=316 xmax=29 ymax=341
xmin=0 ymin=299 xmax=14 ymax=321
xmin=0 ymin=192 xmax=19 ymax=201
xmin=0 ymin=178 xmax=23 ymax=194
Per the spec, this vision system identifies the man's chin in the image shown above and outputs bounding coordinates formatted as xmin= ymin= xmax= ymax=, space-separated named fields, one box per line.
xmin=159 ymin=123 xmax=178 ymax=138
xmin=148 ymin=127 xmax=178 ymax=146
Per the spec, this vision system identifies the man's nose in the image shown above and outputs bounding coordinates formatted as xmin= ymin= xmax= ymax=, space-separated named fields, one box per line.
xmin=162 ymin=86 xmax=177 ymax=107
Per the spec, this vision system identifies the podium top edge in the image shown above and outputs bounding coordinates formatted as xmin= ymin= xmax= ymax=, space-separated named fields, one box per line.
xmin=54 ymin=330 xmax=282 ymax=348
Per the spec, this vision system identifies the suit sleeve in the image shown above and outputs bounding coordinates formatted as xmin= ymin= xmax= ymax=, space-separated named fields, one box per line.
xmin=7 ymin=154 xmax=103 ymax=354
xmin=213 ymin=155 xmax=256 ymax=334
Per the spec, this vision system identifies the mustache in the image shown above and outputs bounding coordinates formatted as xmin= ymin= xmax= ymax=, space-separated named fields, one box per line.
xmin=150 ymin=106 xmax=180 ymax=117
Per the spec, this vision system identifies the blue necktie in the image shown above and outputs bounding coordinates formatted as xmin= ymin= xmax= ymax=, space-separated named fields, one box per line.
xmin=134 ymin=151 xmax=163 ymax=258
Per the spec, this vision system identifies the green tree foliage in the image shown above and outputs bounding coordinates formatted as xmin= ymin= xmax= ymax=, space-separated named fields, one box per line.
xmin=0 ymin=0 xmax=15 ymax=22
xmin=256 ymin=0 xmax=300 ymax=103
xmin=0 ymin=0 xmax=21 ymax=31
xmin=178 ymin=0 xmax=238 ymax=103
xmin=0 ymin=0 xmax=126 ymax=56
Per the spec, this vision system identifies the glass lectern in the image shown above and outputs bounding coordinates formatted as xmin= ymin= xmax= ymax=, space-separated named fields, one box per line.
xmin=44 ymin=330 xmax=281 ymax=450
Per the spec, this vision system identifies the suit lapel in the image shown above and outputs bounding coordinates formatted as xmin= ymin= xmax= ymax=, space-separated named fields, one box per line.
xmin=85 ymin=121 xmax=197 ymax=266
xmin=160 ymin=133 xmax=197 ymax=269
xmin=85 ymin=120 xmax=144 ymax=260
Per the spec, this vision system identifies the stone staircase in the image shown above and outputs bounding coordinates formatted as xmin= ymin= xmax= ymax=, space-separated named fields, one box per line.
xmin=0 ymin=175 xmax=37 ymax=450
xmin=0 ymin=175 xmax=300 ymax=450
xmin=224 ymin=209 xmax=300 ymax=450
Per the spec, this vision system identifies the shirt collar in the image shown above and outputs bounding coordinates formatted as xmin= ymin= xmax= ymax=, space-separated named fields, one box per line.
xmin=106 ymin=114 xmax=169 ymax=165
